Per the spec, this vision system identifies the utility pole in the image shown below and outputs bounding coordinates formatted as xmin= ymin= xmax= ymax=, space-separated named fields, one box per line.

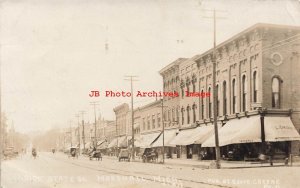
xmin=201 ymin=8 xmax=227 ymax=169
xmin=90 ymin=101 xmax=99 ymax=148
xmin=158 ymin=99 xmax=168 ymax=164
xmin=115 ymin=114 xmax=118 ymax=156
xmin=124 ymin=75 xmax=138 ymax=160
xmin=75 ymin=114 xmax=80 ymax=155
xmin=79 ymin=111 xmax=86 ymax=151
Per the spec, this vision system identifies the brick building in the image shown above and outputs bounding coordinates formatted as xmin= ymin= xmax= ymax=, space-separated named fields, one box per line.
xmin=168 ymin=23 xmax=300 ymax=160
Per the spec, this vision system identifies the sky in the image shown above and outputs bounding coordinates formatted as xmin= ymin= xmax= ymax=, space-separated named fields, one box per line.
xmin=1 ymin=0 xmax=300 ymax=133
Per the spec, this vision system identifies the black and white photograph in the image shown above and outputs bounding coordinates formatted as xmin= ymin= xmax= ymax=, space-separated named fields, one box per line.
xmin=1 ymin=0 xmax=300 ymax=188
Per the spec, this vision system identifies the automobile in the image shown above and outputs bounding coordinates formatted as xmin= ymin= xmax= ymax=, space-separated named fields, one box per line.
xmin=68 ymin=147 xmax=79 ymax=159
xmin=118 ymin=149 xmax=130 ymax=162
xmin=89 ymin=149 xmax=102 ymax=161
xmin=142 ymin=148 xmax=158 ymax=163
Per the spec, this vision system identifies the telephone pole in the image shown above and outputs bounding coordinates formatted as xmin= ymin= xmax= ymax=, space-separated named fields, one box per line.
xmin=157 ymin=99 xmax=168 ymax=164
xmin=79 ymin=111 xmax=86 ymax=151
xmin=124 ymin=75 xmax=138 ymax=160
xmin=201 ymin=8 xmax=227 ymax=169
xmin=75 ymin=114 xmax=80 ymax=154
xmin=90 ymin=101 xmax=99 ymax=148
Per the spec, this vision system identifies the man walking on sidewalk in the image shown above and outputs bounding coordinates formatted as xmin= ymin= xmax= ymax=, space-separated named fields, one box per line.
xmin=266 ymin=143 xmax=274 ymax=166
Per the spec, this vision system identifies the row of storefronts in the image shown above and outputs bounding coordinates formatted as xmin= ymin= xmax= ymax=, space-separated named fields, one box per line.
xmin=94 ymin=109 xmax=300 ymax=161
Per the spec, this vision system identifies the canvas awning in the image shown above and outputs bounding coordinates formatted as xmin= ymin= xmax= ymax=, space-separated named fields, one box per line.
xmin=264 ymin=116 xmax=300 ymax=142
xmin=98 ymin=141 xmax=108 ymax=149
xmin=107 ymin=138 xmax=118 ymax=148
xmin=97 ymin=140 xmax=106 ymax=146
xmin=151 ymin=129 xmax=177 ymax=147
xmin=84 ymin=142 xmax=92 ymax=149
xmin=117 ymin=136 xmax=128 ymax=148
xmin=138 ymin=132 xmax=162 ymax=148
xmin=202 ymin=115 xmax=300 ymax=147
xmin=202 ymin=116 xmax=262 ymax=147
xmin=169 ymin=128 xmax=195 ymax=146
xmin=168 ymin=123 xmax=218 ymax=146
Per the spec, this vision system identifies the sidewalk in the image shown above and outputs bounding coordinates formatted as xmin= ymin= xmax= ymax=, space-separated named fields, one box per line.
xmin=102 ymin=154 xmax=300 ymax=169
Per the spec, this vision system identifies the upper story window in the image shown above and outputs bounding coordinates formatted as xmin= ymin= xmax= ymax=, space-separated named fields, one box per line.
xmin=181 ymin=107 xmax=185 ymax=125
xmin=186 ymin=77 xmax=191 ymax=93
xmin=147 ymin=117 xmax=150 ymax=130
xmin=242 ymin=75 xmax=247 ymax=112
xmin=152 ymin=115 xmax=156 ymax=129
xmin=157 ymin=113 xmax=161 ymax=128
xmin=216 ymin=84 xmax=219 ymax=116
xmin=208 ymin=87 xmax=212 ymax=118
xmin=201 ymin=89 xmax=204 ymax=119
xmin=192 ymin=104 xmax=197 ymax=123
xmin=253 ymin=71 xmax=258 ymax=103
xmin=232 ymin=79 xmax=236 ymax=114
xmin=142 ymin=118 xmax=146 ymax=130
xmin=187 ymin=105 xmax=191 ymax=124
xmin=272 ymin=77 xmax=281 ymax=108
xmin=223 ymin=81 xmax=227 ymax=116
xmin=192 ymin=74 xmax=197 ymax=92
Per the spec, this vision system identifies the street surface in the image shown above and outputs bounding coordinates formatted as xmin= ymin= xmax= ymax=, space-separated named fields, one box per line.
xmin=2 ymin=152 xmax=299 ymax=188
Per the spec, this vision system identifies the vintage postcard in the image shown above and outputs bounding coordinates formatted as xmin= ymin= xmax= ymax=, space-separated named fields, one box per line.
xmin=1 ymin=0 xmax=300 ymax=188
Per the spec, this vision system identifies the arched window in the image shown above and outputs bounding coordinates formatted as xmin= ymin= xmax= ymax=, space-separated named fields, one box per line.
xmin=242 ymin=75 xmax=247 ymax=112
xmin=232 ymin=79 xmax=236 ymax=114
xmin=216 ymin=84 xmax=219 ymax=116
xmin=208 ymin=87 xmax=212 ymax=118
xmin=187 ymin=105 xmax=191 ymax=124
xmin=253 ymin=71 xmax=258 ymax=102
xmin=272 ymin=77 xmax=281 ymax=108
xmin=181 ymin=107 xmax=185 ymax=125
xmin=201 ymin=89 xmax=204 ymax=119
xmin=186 ymin=77 xmax=191 ymax=93
xmin=223 ymin=81 xmax=227 ymax=115
xmin=192 ymin=104 xmax=197 ymax=123
xmin=172 ymin=108 xmax=175 ymax=122
xmin=180 ymin=79 xmax=185 ymax=99
xmin=192 ymin=74 xmax=197 ymax=92
xmin=176 ymin=107 xmax=180 ymax=124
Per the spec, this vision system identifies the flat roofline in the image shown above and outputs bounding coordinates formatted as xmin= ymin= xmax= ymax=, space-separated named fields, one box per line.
xmin=192 ymin=23 xmax=300 ymax=61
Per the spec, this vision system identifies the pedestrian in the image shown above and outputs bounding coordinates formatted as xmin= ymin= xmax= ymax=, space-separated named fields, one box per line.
xmin=267 ymin=143 xmax=274 ymax=166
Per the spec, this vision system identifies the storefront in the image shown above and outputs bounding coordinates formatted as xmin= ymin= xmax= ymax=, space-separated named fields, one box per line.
xmin=202 ymin=114 xmax=300 ymax=160
xmin=169 ymin=124 xmax=217 ymax=159
xmin=151 ymin=129 xmax=177 ymax=158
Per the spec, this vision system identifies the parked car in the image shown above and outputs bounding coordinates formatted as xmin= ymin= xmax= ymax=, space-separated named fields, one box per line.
xmin=142 ymin=148 xmax=158 ymax=163
xmin=118 ymin=149 xmax=130 ymax=162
